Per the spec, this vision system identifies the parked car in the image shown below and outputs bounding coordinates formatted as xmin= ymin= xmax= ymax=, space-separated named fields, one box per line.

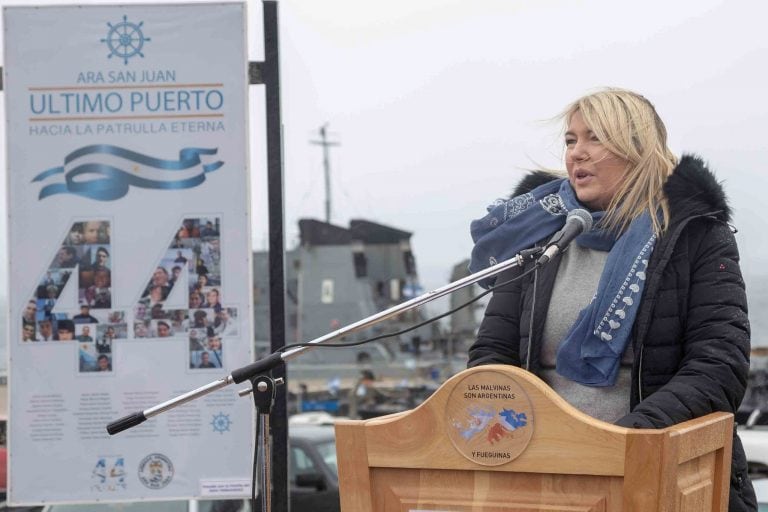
xmin=743 ymin=427 xmax=768 ymax=477
xmin=289 ymin=424 xmax=340 ymax=512
xmin=755 ymin=479 xmax=768 ymax=512
xmin=738 ymin=407 xmax=768 ymax=510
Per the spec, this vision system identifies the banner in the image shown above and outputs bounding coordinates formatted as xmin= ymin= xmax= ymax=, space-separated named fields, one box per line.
xmin=4 ymin=3 xmax=253 ymax=504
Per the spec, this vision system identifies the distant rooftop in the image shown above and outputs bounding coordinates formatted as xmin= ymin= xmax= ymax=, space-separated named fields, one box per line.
xmin=298 ymin=219 xmax=352 ymax=246
xmin=298 ymin=218 xmax=412 ymax=246
xmin=350 ymin=219 xmax=411 ymax=244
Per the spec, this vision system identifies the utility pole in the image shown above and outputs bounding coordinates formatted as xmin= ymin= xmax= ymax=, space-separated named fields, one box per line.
xmin=310 ymin=123 xmax=340 ymax=223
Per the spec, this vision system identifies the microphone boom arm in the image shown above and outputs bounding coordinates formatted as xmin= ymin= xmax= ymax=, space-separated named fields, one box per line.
xmin=107 ymin=247 xmax=540 ymax=435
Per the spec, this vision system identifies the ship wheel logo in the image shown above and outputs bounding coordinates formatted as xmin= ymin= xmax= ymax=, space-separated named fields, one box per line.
xmin=211 ymin=412 xmax=232 ymax=434
xmin=101 ymin=15 xmax=151 ymax=65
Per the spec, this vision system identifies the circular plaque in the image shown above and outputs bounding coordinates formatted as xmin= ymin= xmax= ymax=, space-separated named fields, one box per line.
xmin=446 ymin=369 xmax=534 ymax=466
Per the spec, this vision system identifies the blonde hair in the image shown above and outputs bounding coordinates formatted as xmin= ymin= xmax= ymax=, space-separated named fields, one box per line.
xmin=562 ymin=88 xmax=677 ymax=235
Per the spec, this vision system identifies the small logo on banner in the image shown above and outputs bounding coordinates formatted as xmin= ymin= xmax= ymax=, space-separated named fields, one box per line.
xmin=32 ymin=145 xmax=224 ymax=201
xmin=138 ymin=453 xmax=174 ymax=489
xmin=211 ymin=412 xmax=232 ymax=434
xmin=101 ymin=15 xmax=151 ymax=65
xmin=91 ymin=456 xmax=127 ymax=491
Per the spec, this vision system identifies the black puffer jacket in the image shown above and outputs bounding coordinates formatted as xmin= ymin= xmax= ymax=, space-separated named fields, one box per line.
xmin=468 ymin=155 xmax=756 ymax=511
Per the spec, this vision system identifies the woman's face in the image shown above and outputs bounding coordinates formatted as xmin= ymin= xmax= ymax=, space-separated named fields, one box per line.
xmin=83 ymin=222 xmax=101 ymax=244
xmin=565 ymin=111 xmax=629 ymax=211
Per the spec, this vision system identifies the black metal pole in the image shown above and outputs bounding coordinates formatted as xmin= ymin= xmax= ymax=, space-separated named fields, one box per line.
xmin=261 ymin=2 xmax=288 ymax=510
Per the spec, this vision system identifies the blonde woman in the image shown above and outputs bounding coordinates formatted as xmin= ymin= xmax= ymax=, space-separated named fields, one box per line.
xmin=468 ymin=89 xmax=755 ymax=511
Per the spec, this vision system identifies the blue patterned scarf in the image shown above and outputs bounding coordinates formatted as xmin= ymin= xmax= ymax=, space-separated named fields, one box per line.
xmin=469 ymin=179 xmax=656 ymax=387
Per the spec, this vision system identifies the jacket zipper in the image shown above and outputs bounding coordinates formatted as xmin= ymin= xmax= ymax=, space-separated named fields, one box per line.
xmin=633 ymin=211 xmax=720 ymax=405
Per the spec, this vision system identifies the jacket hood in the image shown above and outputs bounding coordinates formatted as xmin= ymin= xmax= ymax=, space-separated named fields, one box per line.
xmin=509 ymin=170 xmax=562 ymax=198
xmin=509 ymin=154 xmax=731 ymax=223
xmin=664 ymin=155 xmax=731 ymax=223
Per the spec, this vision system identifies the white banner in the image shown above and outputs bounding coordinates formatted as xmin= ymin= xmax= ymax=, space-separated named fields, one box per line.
xmin=4 ymin=3 xmax=254 ymax=504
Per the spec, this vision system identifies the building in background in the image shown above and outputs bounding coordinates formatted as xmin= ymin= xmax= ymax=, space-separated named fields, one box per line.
xmin=253 ymin=218 xmax=443 ymax=394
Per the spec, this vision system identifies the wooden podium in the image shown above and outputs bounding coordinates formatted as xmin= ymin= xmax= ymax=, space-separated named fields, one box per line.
xmin=335 ymin=365 xmax=733 ymax=512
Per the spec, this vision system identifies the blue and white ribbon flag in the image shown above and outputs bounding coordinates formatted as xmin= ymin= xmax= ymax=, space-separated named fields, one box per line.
xmin=33 ymin=145 xmax=224 ymax=201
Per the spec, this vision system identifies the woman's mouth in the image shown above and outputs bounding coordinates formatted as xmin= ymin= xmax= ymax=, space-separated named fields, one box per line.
xmin=575 ymin=171 xmax=591 ymax=181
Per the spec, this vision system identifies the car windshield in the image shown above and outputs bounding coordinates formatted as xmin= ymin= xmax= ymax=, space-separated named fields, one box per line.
xmin=315 ymin=440 xmax=338 ymax=478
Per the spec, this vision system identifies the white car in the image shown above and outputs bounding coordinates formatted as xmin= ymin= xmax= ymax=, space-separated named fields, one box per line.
xmin=739 ymin=411 xmax=768 ymax=511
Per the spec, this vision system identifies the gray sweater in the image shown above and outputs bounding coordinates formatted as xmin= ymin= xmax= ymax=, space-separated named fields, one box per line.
xmin=539 ymin=243 xmax=633 ymax=423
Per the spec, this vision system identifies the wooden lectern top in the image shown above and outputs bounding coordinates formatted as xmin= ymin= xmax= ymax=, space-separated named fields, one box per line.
xmin=336 ymin=365 xmax=733 ymax=512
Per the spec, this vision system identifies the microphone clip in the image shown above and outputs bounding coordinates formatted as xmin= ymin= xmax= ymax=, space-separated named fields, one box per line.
xmin=518 ymin=247 xmax=544 ymax=264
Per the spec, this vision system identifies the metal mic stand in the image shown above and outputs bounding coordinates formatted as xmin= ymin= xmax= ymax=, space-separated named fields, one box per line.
xmin=245 ymin=375 xmax=277 ymax=512
xmin=105 ymin=247 xmax=542 ymax=511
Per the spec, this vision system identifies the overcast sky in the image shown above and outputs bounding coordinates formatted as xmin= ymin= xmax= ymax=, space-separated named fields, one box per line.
xmin=262 ymin=0 xmax=768 ymax=338
xmin=1 ymin=0 xmax=768 ymax=340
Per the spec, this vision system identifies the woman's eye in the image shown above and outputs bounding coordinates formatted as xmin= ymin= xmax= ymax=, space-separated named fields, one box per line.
xmin=565 ymin=139 xmax=576 ymax=146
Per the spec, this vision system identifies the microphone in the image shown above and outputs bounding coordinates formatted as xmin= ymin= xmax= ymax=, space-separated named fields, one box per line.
xmin=536 ymin=209 xmax=593 ymax=265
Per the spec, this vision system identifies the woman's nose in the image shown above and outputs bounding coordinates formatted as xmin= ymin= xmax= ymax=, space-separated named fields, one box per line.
xmin=570 ymin=141 xmax=590 ymax=162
